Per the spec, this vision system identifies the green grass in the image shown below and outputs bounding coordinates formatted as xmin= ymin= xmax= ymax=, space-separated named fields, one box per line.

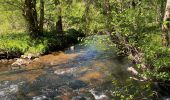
xmin=0 ymin=29 xmax=84 ymax=58
xmin=0 ymin=32 xmax=48 ymax=55
xmin=0 ymin=33 xmax=29 ymax=54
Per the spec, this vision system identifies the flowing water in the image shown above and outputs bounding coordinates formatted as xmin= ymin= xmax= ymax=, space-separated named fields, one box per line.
xmin=0 ymin=35 xmax=155 ymax=100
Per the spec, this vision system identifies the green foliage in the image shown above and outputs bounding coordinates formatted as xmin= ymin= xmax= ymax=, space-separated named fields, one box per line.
xmin=0 ymin=30 xmax=82 ymax=57
xmin=0 ymin=11 xmax=26 ymax=34
xmin=106 ymin=0 xmax=170 ymax=81
xmin=0 ymin=33 xmax=29 ymax=54
xmin=112 ymin=79 xmax=156 ymax=100
xmin=65 ymin=28 xmax=84 ymax=43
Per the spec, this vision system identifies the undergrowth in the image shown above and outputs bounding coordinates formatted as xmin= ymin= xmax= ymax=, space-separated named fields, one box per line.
xmin=0 ymin=29 xmax=84 ymax=58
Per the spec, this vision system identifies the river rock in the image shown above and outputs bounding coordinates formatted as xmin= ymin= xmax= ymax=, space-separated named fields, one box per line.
xmin=70 ymin=46 xmax=75 ymax=51
xmin=21 ymin=53 xmax=40 ymax=60
xmin=72 ymin=96 xmax=90 ymax=100
xmin=0 ymin=52 xmax=6 ymax=59
xmin=9 ymin=85 xmax=19 ymax=93
xmin=11 ymin=58 xmax=31 ymax=67
xmin=0 ymin=81 xmax=26 ymax=100
xmin=0 ymin=52 xmax=5 ymax=55
xmin=32 ymin=95 xmax=47 ymax=100
xmin=33 ymin=58 xmax=39 ymax=62
xmin=54 ymin=68 xmax=76 ymax=75
xmin=0 ymin=59 xmax=8 ymax=63
xmin=69 ymin=80 xmax=87 ymax=89
xmin=89 ymin=89 xmax=108 ymax=100
xmin=0 ymin=84 xmax=19 ymax=97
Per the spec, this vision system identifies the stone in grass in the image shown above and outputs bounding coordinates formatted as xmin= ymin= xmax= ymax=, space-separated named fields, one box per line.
xmin=21 ymin=53 xmax=40 ymax=60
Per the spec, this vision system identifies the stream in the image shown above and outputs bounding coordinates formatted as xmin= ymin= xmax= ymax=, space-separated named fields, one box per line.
xmin=0 ymin=35 xmax=167 ymax=100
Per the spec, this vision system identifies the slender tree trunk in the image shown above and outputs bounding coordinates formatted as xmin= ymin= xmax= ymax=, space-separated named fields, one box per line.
xmin=158 ymin=0 xmax=166 ymax=26
xmin=24 ymin=0 xmax=40 ymax=38
xmin=39 ymin=0 xmax=44 ymax=34
xmin=160 ymin=1 xmax=164 ymax=23
xmin=56 ymin=7 xmax=63 ymax=34
xmin=55 ymin=0 xmax=63 ymax=34
xmin=162 ymin=0 xmax=170 ymax=47
xmin=131 ymin=0 xmax=136 ymax=8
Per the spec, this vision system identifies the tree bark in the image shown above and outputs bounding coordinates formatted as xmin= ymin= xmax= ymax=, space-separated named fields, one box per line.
xmin=160 ymin=1 xmax=165 ymax=24
xmin=56 ymin=7 xmax=63 ymax=34
xmin=24 ymin=0 xmax=40 ymax=38
xmin=39 ymin=0 xmax=44 ymax=34
xmin=162 ymin=0 xmax=170 ymax=47
xmin=55 ymin=0 xmax=63 ymax=34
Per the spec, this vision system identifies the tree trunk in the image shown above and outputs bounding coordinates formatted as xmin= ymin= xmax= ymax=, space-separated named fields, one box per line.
xmin=55 ymin=0 xmax=63 ymax=34
xmin=56 ymin=8 xmax=63 ymax=34
xmin=131 ymin=0 xmax=136 ymax=8
xmin=160 ymin=1 xmax=165 ymax=23
xmin=162 ymin=0 xmax=170 ymax=47
xmin=157 ymin=0 xmax=166 ymax=26
xmin=39 ymin=0 xmax=44 ymax=34
xmin=24 ymin=0 xmax=40 ymax=38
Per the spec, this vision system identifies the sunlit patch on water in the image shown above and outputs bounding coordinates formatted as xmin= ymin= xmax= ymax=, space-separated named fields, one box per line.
xmin=54 ymin=67 xmax=77 ymax=75
xmin=26 ymin=51 xmax=82 ymax=69
xmin=79 ymin=72 xmax=104 ymax=83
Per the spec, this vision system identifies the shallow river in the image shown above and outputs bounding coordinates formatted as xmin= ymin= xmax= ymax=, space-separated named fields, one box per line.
xmin=0 ymin=35 xmax=167 ymax=100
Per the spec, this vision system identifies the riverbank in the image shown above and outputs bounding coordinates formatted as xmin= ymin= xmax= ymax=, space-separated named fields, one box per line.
xmin=0 ymin=29 xmax=85 ymax=60
xmin=110 ymin=30 xmax=170 ymax=99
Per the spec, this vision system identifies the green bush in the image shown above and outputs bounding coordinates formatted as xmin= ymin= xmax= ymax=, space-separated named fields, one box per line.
xmin=112 ymin=79 xmax=156 ymax=100
xmin=0 ymin=29 xmax=83 ymax=58
xmin=65 ymin=28 xmax=85 ymax=44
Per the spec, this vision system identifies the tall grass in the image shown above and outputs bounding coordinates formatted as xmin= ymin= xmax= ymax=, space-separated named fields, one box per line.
xmin=0 ymin=29 xmax=84 ymax=58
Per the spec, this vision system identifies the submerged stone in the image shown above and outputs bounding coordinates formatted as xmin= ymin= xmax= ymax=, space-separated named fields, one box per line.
xmin=69 ymin=80 xmax=87 ymax=89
